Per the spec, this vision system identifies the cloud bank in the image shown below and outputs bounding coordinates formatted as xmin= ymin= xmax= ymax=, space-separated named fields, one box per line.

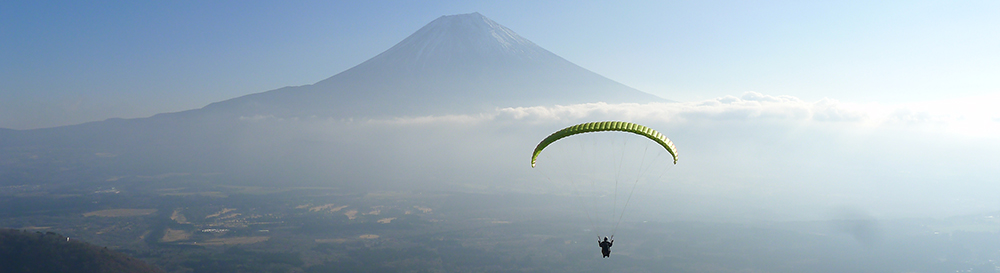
xmin=235 ymin=92 xmax=1000 ymax=221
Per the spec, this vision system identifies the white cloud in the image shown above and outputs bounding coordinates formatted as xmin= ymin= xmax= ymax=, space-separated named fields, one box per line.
xmin=358 ymin=92 xmax=999 ymax=138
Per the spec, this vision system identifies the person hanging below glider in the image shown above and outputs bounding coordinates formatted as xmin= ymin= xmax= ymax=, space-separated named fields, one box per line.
xmin=531 ymin=121 xmax=678 ymax=259
xmin=599 ymin=236 xmax=614 ymax=258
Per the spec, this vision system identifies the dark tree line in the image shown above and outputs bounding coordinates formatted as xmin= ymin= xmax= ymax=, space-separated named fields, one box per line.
xmin=0 ymin=229 xmax=164 ymax=273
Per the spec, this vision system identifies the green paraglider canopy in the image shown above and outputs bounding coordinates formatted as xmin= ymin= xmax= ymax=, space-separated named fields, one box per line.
xmin=531 ymin=121 xmax=678 ymax=168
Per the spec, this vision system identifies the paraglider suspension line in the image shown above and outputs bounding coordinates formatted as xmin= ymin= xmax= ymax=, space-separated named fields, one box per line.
xmin=612 ymin=144 xmax=651 ymax=237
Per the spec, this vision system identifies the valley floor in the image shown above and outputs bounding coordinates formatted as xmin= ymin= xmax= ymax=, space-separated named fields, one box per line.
xmin=2 ymin=180 xmax=1000 ymax=273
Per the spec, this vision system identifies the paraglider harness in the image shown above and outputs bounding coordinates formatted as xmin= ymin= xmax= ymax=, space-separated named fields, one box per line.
xmin=599 ymin=235 xmax=614 ymax=258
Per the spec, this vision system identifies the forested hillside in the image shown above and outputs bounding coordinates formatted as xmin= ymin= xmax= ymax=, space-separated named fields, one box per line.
xmin=0 ymin=229 xmax=164 ymax=273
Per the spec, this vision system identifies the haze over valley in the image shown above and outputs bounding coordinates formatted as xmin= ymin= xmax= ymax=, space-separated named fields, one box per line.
xmin=3 ymin=4 xmax=1000 ymax=272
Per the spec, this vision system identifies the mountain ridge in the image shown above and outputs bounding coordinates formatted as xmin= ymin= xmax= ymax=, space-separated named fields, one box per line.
xmin=198 ymin=12 xmax=665 ymax=119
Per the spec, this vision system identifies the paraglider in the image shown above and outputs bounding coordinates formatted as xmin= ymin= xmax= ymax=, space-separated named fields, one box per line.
xmin=531 ymin=121 xmax=677 ymax=258
xmin=531 ymin=121 xmax=678 ymax=168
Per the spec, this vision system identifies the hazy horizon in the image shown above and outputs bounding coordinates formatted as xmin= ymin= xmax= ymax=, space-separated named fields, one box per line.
xmin=3 ymin=1 xmax=999 ymax=129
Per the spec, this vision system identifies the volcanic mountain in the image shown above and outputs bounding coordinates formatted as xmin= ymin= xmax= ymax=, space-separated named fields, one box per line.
xmin=0 ymin=12 xmax=666 ymax=186
xmin=200 ymin=12 xmax=663 ymax=118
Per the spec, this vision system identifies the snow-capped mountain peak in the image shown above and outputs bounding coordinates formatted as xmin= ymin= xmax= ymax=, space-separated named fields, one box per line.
xmin=206 ymin=12 xmax=664 ymax=118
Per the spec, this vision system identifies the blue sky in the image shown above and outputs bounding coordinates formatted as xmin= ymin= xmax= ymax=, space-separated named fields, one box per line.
xmin=2 ymin=0 xmax=998 ymax=129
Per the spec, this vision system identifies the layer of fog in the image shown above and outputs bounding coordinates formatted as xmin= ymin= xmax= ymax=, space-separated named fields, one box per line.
xmin=229 ymin=92 xmax=1000 ymax=222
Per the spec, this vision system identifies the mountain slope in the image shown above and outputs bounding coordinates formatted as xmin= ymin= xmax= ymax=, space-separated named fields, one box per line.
xmin=202 ymin=12 xmax=664 ymax=118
